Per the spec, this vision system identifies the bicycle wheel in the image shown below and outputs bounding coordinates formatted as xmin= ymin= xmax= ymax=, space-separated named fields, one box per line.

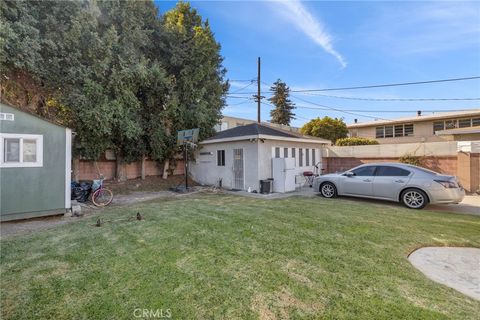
xmin=92 ymin=188 xmax=113 ymax=207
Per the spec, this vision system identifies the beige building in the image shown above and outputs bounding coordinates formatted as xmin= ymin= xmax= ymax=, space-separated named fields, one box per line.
xmin=216 ymin=115 xmax=300 ymax=133
xmin=348 ymin=110 xmax=480 ymax=144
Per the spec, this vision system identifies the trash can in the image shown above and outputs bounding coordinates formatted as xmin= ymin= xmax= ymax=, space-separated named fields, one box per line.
xmin=260 ymin=179 xmax=273 ymax=194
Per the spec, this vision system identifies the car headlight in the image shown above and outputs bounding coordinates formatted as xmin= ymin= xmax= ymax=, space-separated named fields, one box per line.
xmin=434 ymin=180 xmax=458 ymax=188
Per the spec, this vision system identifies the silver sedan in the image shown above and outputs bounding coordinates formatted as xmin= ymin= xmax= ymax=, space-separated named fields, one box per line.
xmin=312 ymin=163 xmax=465 ymax=209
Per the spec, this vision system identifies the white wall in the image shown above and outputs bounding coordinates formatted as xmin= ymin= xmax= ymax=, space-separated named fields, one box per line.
xmin=258 ymin=140 xmax=324 ymax=181
xmin=190 ymin=140 xmax=258 ymax=190
xmin=324 ymin=141 xmax=458 ymax=158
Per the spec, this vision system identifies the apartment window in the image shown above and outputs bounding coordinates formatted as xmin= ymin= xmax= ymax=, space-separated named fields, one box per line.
xmin=312 ymin=149 xmax=316 ymax=166
xmin=445 ymin=120 xmax=457 ymax=130
xmin=375 ymin=127 xmax=384 ymax=139
xmin=291 ymin=148 xmax=296 ymax=158
xmin=404 ymin=124 xmax=414 ymax=136
xmin=458 ymin=119 xmax=472 ymax=128
xmin=284 ymin=148 xmax=288 ymax=158
xmin=385 ymin=126 xmax=394 ymax=138
xmin=299 ymin=148 xmax=303 ymax=166
xmin=0 ymin=134 xmax=43 ymax=168
xmin=473 ymin=118 xmax=480 ymax=127
xmin=217 ymin=150 xmax=225 ymax=166
xmin=305 ymin=148 xmax=310 ymax=166
xmin=274 ymin=147 xmax=280 ymax=158
xmin=394 ymin=125 xmax=404 ymax=137
xmin=433 ymin=121 xmax=445 ymax=133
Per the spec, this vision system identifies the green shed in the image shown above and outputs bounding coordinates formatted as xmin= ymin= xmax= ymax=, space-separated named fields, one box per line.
xmin=0 ymin=103 xmax=71 ymax=221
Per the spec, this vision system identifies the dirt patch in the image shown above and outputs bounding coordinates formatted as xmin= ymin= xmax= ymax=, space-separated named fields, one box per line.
xmin=251 ymin=289 xmax=324 ymax=319
xmin=105 ymin=175 xmax=197 ymax=195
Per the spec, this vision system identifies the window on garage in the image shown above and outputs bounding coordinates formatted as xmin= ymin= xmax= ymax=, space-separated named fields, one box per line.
xmin=217 ymin=150 xmax=225 ymax=166
xmin=284 ymin=148 xmax=288 ymax=158
xmin=305 ymin=148 xmax=310 ymax=166
xmin=299 ymin=148 xmax=303 ymax=166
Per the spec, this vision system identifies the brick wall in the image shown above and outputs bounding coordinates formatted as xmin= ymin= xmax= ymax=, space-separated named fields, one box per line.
xmin=321 ymin=155 xmax=479 ymax=192
xmin=322 ymin=156 xmax=456 ymax=175
xmin=77 ymin=160 xmax=185 ymax=181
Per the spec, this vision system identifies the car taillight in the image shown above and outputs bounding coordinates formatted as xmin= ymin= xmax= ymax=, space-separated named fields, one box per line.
xmin=434 ymin=180 xmax=458 ymax=188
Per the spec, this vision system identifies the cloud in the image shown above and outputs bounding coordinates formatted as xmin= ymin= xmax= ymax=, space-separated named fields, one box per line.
xmin=273 ymin=0 xmax=347 ymax=68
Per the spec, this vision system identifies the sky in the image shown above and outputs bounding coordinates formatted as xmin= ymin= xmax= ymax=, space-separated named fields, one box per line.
xmin=156 ymin=0 xmax=480 ymax=127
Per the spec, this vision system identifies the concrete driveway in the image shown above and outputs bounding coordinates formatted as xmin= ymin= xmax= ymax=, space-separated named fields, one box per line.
xmin=427 ymin=195 xmax=480 ymax=216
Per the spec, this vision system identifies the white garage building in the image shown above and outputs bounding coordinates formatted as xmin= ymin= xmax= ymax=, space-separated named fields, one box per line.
xmin=190 ymin=123 xmax=330 ymax=192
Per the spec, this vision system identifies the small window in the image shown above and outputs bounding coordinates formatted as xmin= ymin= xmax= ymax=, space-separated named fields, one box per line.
xmin=384 ymin=126 xmax=393 ymax=138
xmin=352 ymin=166 xmax=376 ymax=176
xmin=433 ymin=121 xmax=444 ymax=133
xmin=23 ymin=139 xmax=37 ymax=162
xmin=445 ymin=119 xmax=457 ymax=130
xmin=312 ymin=149 xmax=316 ymax=166
xmin=376 ymin=166 xmax=410 ymax=177
xmin=217 ymin=150 xmax=225 ymax=166
xmin=1 ymin=134 xmax=43 ymax=167
xmin=472 ymin=118 xmax=480 ymax=127
xmin=394 ymin=125 xmax=404 ymax=137
xmin=275 ymin=147 xmax=280 ymax=158
xmin=375 ymin=127 xmax=384 ymax=138
xmin=4 ymin=138 xmax=20 ymax=162
xmin=305 ymin=148 xmax=310 ymax=166
xmin=404 ymin=124 xmax=414 ymax=136
xmin=283 ymin=148 xmax=288 ymax=158
xmin=291 ymin=148 xmax=296 ymax=158
xmin=299 ymin=148 xmax=303 ymax=166
xmin=458 ymin=119 xmax=471 ymax=128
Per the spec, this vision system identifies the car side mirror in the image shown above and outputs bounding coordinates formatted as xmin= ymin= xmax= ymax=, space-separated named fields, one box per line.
xmin=344 ymin=171 xmax=354 ymax=177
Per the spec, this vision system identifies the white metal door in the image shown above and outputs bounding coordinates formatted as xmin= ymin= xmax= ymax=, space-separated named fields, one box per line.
xmin=233 ymin=149 xmax=244 ymax=190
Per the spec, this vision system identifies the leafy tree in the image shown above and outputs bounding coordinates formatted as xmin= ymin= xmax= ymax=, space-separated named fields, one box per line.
xmin=268 ymin=79 xmax=295 ymax=125
xmin=300 ymin=116 xmax=348 ymax=143
xmin=0 ymin=0 xmax=228 ymax=180
xmin=335 ymin=137 xmax=379 ymax=146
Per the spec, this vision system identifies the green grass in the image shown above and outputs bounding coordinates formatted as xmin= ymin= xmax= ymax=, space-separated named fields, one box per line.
xmin=1 ymin=194 xmax=480 ymax=319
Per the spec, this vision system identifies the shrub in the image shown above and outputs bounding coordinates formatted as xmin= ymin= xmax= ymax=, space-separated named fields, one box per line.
xmin=399 ymin=153 xmax=423 ymax=167
xmin=335 ymin=137 xmax=379 ymax=146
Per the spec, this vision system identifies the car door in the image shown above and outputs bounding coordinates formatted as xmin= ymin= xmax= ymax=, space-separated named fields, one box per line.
xmin=373 ymin=166 xmax=411 ymax=200
xmin=339 ymin=165 xmax=377 ymax=197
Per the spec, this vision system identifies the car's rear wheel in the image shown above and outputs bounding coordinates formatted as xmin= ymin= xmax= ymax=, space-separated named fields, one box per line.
xmin=401 ymin=188 xmax=428 ymax=209
xmin=320 ymin=182 xmax=337 ymax=198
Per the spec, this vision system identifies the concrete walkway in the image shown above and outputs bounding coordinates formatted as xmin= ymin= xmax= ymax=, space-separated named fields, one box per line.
xmin=408 ymin=247 xmax=480 ymax=300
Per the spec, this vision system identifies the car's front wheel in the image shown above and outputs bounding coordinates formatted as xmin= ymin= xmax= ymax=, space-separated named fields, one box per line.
xmin=401 ymin=188 xmax=428 ymax=209
xmin=320 ymin=182 xmax=337 ymax=198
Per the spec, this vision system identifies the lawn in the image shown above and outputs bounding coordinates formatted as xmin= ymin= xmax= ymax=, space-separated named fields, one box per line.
xmin=1 ymin=194 xmax=479 ymax=319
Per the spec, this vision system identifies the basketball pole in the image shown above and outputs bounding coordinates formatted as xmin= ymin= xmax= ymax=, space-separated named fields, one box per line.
xmin=184 ymin=141 xmax=188 ymax=190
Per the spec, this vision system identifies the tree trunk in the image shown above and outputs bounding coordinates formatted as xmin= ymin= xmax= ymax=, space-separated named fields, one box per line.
xmin=162 ymin=159 xmax=170 ymax=180
xmin=141 ymin=155 xmax=146 ymax=180
xmin=116 ymin=155 xmax=127 ymax=182
xmin=72 ymin=157 xmax=80 ymax=182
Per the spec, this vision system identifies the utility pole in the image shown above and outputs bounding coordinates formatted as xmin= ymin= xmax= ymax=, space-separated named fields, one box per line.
xmin=257 ymin=57 xmax=261 ymax=123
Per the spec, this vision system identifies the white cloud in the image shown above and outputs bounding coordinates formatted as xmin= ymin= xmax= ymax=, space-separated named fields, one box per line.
xmin=273 ymin=0 xmax=347 ymax=68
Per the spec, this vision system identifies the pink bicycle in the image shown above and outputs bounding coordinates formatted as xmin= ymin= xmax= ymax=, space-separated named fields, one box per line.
xmin=91 ymin=175 xmax=113 ymax=207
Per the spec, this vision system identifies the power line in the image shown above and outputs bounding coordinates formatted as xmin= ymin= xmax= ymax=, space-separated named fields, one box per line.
xmin=299 ymin=92 xmax=480 ymax=101
xmin=292 ymin=104 xmax=480 ymax=113
xmin=228 ymin=76 xmax=480 ymax=95
xmin=289 ymin=76 xmax=480 ymax=93
xmin=290 ymin=95 xmax=391 ymax=120
xmin=229 ymin=80 xmax=256 ymax=94
xmin=228 ymin=79 xmax=256 ymax=82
